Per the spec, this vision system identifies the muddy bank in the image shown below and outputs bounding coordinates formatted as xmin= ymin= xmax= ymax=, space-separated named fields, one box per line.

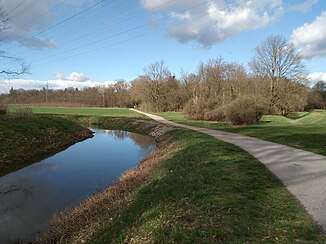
xmin=0 ymin=115 xmax=93 ymax=176
xmin=33 ymin=118 xmax=173 ymax=243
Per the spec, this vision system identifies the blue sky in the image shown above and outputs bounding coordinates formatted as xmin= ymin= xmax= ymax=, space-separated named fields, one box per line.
xmin=0 ymin=0 xmax=326 ymax=92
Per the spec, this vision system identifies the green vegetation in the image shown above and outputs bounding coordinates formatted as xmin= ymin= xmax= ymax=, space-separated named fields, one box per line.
xmin=37 ymin=118 xmax=325 ymax=243
xmin=0 ymin=115 xmax=92 ymax=176
xmin=158 ymin=110 xmax=326 ymax=156
xmin=97 ymin=130 xmax=325 ymax=243
xmin=9 ymin=107 xmax=144 ymax=117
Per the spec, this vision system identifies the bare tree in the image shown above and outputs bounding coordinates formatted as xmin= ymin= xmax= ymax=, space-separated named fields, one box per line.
xmin=142 ymin=60 xmax=171 ymax=112
xmin=249 ymin=35 xmax=307 ymax=114
xmin=0 ymin=6 xmax=29 ymax=77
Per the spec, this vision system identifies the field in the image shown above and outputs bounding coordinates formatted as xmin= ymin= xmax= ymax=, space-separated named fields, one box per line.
xmin=158 ymin=110 xmax=326 ymax=156
xmin=9 ymin=106 xmax=145 ymax=117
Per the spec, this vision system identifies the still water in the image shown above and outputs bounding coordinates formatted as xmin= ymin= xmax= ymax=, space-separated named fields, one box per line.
xmin=0 ymin=129 xmax=156 ymax=243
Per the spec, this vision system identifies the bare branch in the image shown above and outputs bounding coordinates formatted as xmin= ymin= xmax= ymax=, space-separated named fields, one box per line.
xmin=0 ymin=6 xmax=30 ymax=78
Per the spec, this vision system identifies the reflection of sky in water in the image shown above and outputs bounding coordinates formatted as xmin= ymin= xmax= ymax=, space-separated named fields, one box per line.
xmin=0 ymin=129 xmax=156 ymax=243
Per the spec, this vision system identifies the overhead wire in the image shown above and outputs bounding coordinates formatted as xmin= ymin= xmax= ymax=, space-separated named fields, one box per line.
xmin=9 ymin=0 xmax=181 ymax=62
xmin=8 ymin=0 xmax=115 ymax=57
xmin=30 ymin=0 xmax=107 ymax=39
xmin=9 ymin=0 xmax=41 ymax=20
xmin=31 ymin=2 xmax=223 ymax=68
xmin=19 ymin=0 xmax=69 ymax=32
xmin=5 ymin=0 xmax=29 ymax=17
xmin=7 ymin=0 xmax=70 ymax=57
xmin=28 ymin=0 xmax=209 ymax=64
xmin=55 ymin=0 xmax=178 ymax=48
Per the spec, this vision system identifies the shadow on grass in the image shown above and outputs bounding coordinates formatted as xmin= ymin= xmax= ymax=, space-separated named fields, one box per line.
xmin=94 ymin=130 xmax=325 ymax=243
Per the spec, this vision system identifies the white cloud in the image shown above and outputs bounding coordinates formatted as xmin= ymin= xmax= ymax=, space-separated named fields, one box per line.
xmin=0 ymin=0 xmax=92 ymax=49
xmin=0 ymin=0 xmax=57 ymax=49
xmin=141 ymin=0 xmax=284 ymax=47
xmin=308 ymin=72 xmax=326 ymax=82
xmin=0 ymin=72 xmax=115 ymax=93
xmin=290 ymin=0 xmax=318 ymax=13
xmin=291 ymin=11 xmax=326 ymax=58
xmin=55 ymin=72 xmax=89 ymax=82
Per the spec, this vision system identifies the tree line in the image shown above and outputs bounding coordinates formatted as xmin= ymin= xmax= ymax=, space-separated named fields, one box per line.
xmin=1 ymin=35 xmax=325 ymax=124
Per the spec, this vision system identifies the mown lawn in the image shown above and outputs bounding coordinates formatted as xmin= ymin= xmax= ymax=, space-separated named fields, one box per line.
xmin=9 ymin=107 xmax=144 ymax=117
xmin=91 ymin=128 xmax=326 ymax=243
xmin=158 ymin=110 xmax=326 ymax=156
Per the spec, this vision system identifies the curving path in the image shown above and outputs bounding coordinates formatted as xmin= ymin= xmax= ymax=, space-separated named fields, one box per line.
xmin=131 ymin=109 xmax=326 ymax=232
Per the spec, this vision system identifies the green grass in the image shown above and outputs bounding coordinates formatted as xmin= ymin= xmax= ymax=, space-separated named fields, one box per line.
xmin=158 ymin=110 xmax=326 ymax=156
xmin=0 ymin=115 xmax=91 ymax=176
xmin=9 ymin=106 xmax=144 ymax=117
xmin=92 ymin=128 xmax=325 ymax=243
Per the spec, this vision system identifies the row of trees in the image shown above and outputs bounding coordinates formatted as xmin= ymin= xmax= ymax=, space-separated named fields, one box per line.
xmin=129 ymin=35 xmax=312 ymax=124
xmin=1 ymin=35 xmax=325 ymax=124
xmin=1 ymin=80 xmax=133 ymax=107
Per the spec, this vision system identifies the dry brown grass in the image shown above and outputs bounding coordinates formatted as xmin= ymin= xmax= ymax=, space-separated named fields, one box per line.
xmin=33 ymin=128 xmax=175 ymax=244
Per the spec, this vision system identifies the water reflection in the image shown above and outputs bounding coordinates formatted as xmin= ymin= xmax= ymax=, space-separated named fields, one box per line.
xmin=0 ymin=129 xmax=156 ymax=243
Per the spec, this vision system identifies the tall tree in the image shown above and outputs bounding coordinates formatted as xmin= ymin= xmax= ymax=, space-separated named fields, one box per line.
xmin=249 ymin=35 xmax=307 ymax=114
xmin=142 ymin=60 xmax=171 ymax=112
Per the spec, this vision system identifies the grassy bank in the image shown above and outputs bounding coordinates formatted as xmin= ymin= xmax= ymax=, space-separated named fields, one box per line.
xmin=9 ymin=106 xmax=146 ymax=117
xmin=158 ymin=110 xmax=326 ymax=156
xmin=36 ymin=117 xmax=326 ymax=243
xmin=0 ymin=115 xmax=93 ymax=176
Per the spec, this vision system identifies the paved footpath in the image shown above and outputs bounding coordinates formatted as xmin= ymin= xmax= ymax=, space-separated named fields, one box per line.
xmin=131 ymin=109 xmax=326 ymax=232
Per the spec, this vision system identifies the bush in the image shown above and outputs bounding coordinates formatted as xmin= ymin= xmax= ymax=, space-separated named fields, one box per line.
xmin=203 ymin=106 xmax=226 ymax=121
xmin=183 ymin=99 xmax=205 ymax=120
xmin=226 ymin=96 xmax=263 ymax=125
xmin=0 ymin=104 xmax=7 ymax=115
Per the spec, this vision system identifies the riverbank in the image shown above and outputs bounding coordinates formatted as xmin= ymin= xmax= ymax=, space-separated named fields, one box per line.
xmin=35 ymin=117 xmax=326 ymax=243
xmin=0 ymin=115 xmax=93 ymax=176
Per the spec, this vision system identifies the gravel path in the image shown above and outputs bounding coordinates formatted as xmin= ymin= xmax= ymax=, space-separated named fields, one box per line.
xmin=131 ymin=109 xmax=326 ymax=232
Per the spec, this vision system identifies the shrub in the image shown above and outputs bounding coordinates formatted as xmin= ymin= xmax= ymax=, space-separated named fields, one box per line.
xmin=203 ymin=106 xmax=226 ymax=121
xmin=226 ymin=96 xmax=263 ymax=125
xmin=183 ymin=99 xmax=205 ymax=120
xmin=0 ymin=104 xmax=7 ymax=115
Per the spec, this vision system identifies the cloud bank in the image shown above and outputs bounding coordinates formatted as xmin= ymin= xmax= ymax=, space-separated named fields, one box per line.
xmin=291 ymin=10 xmax=326 ymax=58
xmin=308 ymin=72 xmax=326 ymax=83
xmin=0 ymin=72 xmax=114 ymax=93
xmin=141 ymin=0 xmax=284 ymax=47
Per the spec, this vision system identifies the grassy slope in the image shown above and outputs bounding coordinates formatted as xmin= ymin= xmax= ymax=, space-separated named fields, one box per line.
xmin=24 ymin=114 xmax=325 ymax=243
xmin=9 ymin=107 xmax=145 ymax=117
xmin=0 ymin=115 xmax=92 ymax=176
xmin=158 ymin=110 xmax=326 ymax=156
xmin=90 ymin=127 xmax=325 ymax=243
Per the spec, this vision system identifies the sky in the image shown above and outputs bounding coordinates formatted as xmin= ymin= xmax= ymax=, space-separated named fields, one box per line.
xmin=0 ymin=0 xmax=326 ymax=93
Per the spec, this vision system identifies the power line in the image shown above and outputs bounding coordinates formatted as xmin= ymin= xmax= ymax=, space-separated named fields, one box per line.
xmin=31 ymin=3 xmax=223 ymax=68
xmin=7 ymin=0 xmax=69 ymax=57
xmin=53 ymin=0 xmax=177 ymax=48
xmin=19 ymin=0 xmax=68 ymax=32
xmin=7 ymin=0 xmax=118 ymax=58
xmin=58 ymin=0 xmax=180 ymax=47
xmin=29 ymin=1 xmax=209 ymax=64
xmin=30 ymin=0 xmax=106 ymax=39
xmin=14 ymin=0 xmax=176 ymax=61
xmin=9 ymin=0 xmax=41 ymax=20
xmin=6 ymin=0 xmax=29 ymax=17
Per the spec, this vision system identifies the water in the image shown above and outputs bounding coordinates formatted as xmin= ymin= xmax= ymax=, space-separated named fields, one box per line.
xmin=0 ymin=129 xmax=156 ymax=243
